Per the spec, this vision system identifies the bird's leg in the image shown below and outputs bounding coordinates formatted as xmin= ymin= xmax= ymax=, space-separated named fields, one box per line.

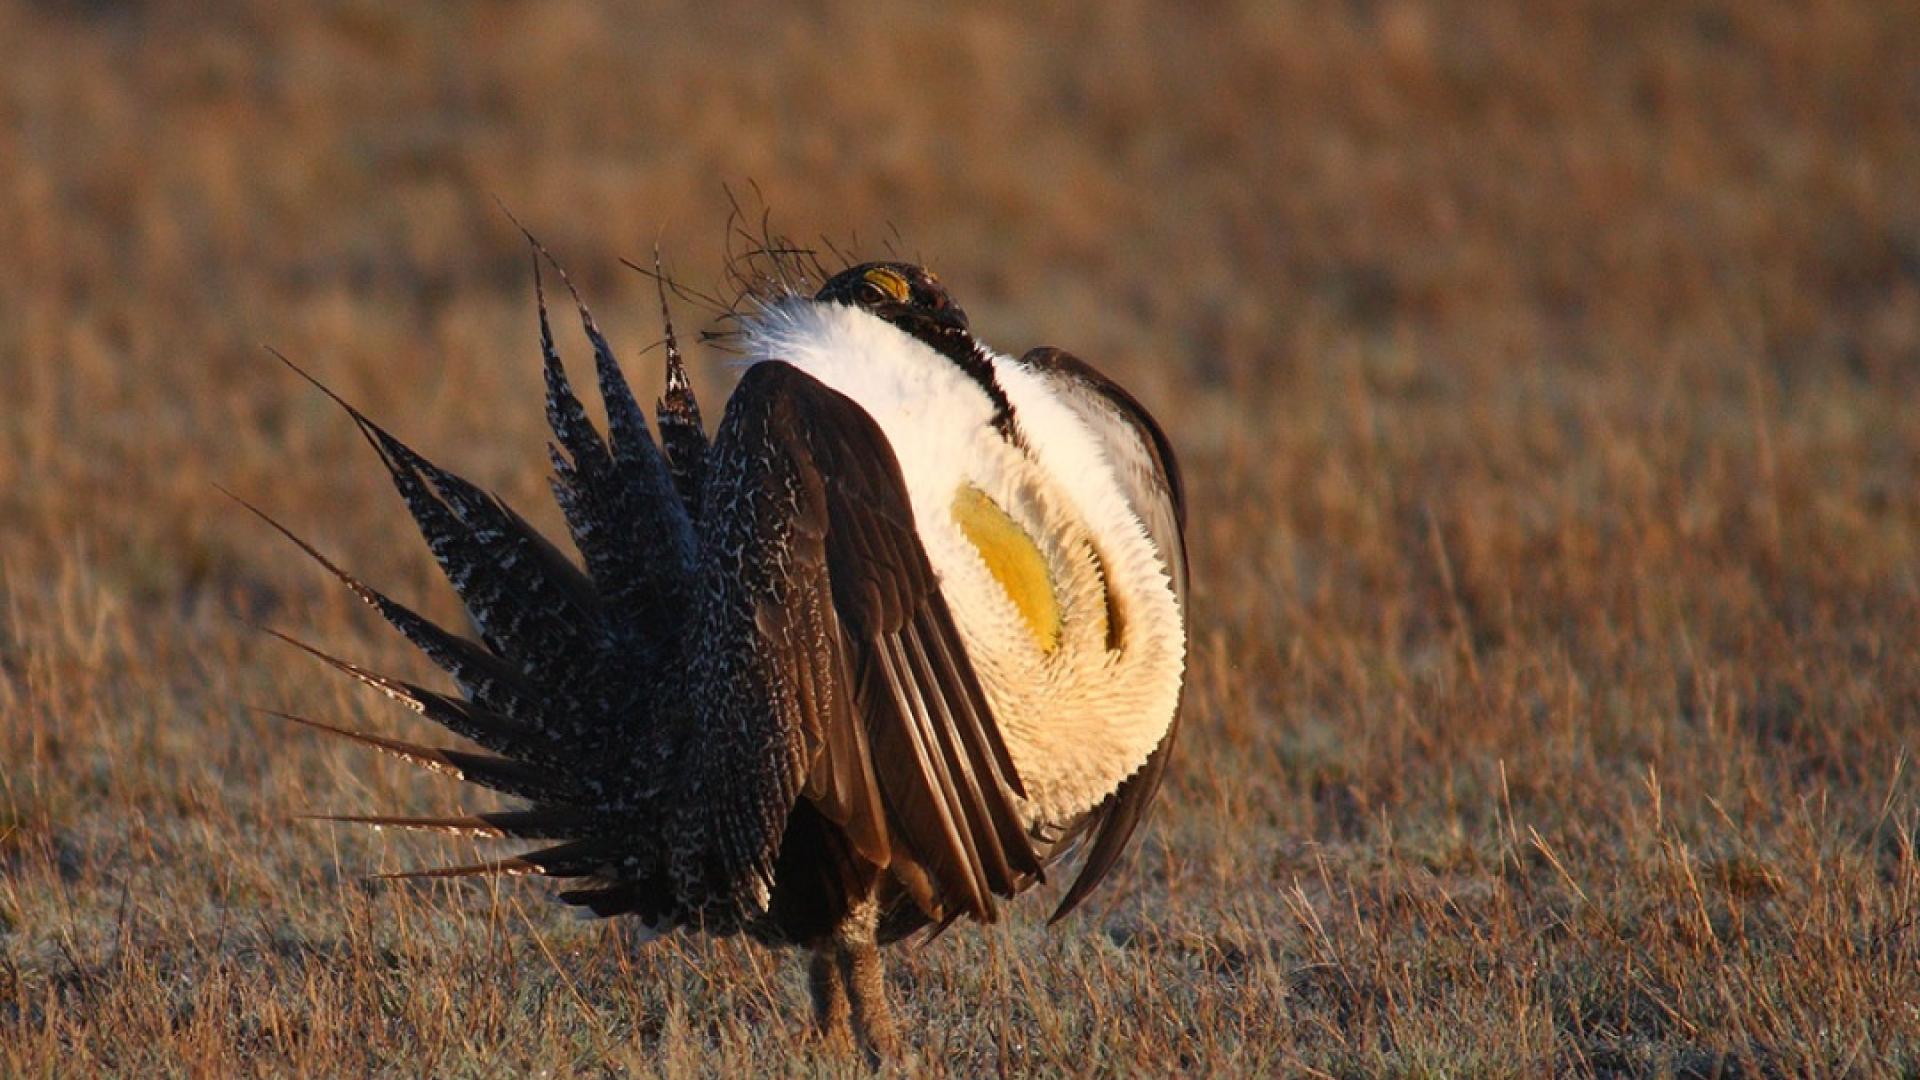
xmin=807 ymin=942 xmax=852 ymax=1046
xmin=834 ymin=897 xmax=900 ymax=1061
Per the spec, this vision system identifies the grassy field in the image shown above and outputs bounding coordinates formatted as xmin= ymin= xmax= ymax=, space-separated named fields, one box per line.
xmin=3 ymin=1 xmax=1918 ymax=1074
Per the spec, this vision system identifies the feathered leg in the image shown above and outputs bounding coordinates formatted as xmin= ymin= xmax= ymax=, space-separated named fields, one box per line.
xmin=834 ymin=897 xmax=900 ymax=1061
xmin=807 ymin=945 xmax=852 ymax=1047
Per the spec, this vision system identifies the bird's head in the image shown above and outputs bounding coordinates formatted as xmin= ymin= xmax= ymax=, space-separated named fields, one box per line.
xmin=815 ymin=262 xmax=975 ymax=359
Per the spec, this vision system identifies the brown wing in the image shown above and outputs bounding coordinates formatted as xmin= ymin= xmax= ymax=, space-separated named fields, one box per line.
xmin=718 ymin=360 xmax=1042 ymax=924
xmin=1018 ymin=347 xmax=1189 ymax=923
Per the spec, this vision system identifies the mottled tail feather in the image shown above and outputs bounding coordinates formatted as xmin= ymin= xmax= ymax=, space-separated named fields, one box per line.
xmin=374 ymin=838 xmax=617 ymax=881
xmin=652 ymin=247 xmax=708 ymax=512
xmin=303 ymin=809 xmax=597 ymax=840
xmin=225 ymin=490 xmax=564 ymax=760
xmin=355 ymin=412 xmax=608 ymax=668
xmin=262 ymin=709 xmax=582 ymax=803
xmin=528 ymin=245 xmax=697 ymax=649
xmin=272 ymin=351 xmax=612 ymax=698
xmin=249 ymin=234 xmax=709 ymax=925
xmin=373 ymin=859 xmax=545 ymax=881
xmin=556 ymin=882 xmax=660 ymax=920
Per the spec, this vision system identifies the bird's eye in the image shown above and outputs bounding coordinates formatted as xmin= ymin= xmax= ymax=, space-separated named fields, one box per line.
xmin=860 ymin=267 xmax=911 ymax=305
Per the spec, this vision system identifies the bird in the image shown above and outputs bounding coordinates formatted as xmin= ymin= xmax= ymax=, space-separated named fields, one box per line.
xmin=249 ymin=244 xmax=1189 ymax=1058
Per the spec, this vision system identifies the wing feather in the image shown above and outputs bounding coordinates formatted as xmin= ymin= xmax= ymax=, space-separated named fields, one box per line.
xmin=1018 ymin=347 xmax=1189 ymax=922
xmin=707 ymin=361 xmax=1041 ymax=925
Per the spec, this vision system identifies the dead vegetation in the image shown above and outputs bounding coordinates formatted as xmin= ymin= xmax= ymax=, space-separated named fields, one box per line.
xmin=2 ymin=1 xmax=1917 ymax=1074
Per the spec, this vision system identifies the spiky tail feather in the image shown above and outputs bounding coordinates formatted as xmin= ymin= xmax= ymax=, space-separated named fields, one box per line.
xmin=249 ymin=239 xmax=706 ymax=926
xmin=651 ymin=246 xmax=709 ymax=511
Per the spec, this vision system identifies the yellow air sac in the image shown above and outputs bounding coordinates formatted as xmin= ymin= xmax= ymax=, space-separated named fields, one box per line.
xmin=951 ymin=485 xmax=1060 ymax=653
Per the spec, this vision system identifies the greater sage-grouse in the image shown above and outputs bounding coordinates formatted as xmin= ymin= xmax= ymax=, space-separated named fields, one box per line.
xmin=256 ymin=252 xmax=1188 ymax=1056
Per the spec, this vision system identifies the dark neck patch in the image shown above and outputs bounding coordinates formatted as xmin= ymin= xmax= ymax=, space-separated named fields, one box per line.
xmin=914 ymin=325 xmax=1018 ymax=442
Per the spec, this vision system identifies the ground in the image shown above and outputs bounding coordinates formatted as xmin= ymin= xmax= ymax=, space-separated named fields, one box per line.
xmin=2 ymin=1 xmax=1917 ymax=1075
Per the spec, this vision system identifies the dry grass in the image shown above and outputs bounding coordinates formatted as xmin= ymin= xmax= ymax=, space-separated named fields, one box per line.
xmin=3 ymin=1 xmax=1918 ymax=1075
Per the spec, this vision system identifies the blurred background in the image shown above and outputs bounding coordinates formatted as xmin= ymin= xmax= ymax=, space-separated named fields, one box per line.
xmin=2 ymin=1 xmax=1915 ymax=603
xmin=2 ymin=1 xmax=1917 ymax=1073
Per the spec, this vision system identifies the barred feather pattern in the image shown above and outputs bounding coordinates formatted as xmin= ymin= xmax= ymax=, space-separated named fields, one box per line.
xmin=265 ymin=254 xmax=814 ymax=934
xmin=534 ymin=255 xmax=696 ymax=662
xmin=653 ymin=254 xmax=709 ymax=514
xmin=663 ymin=379 xmax=822 ymax=927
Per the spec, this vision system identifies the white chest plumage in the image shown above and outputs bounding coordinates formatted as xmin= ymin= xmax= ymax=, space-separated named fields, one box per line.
xmin=744 ymin=300 xmax=1186 ymax=824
